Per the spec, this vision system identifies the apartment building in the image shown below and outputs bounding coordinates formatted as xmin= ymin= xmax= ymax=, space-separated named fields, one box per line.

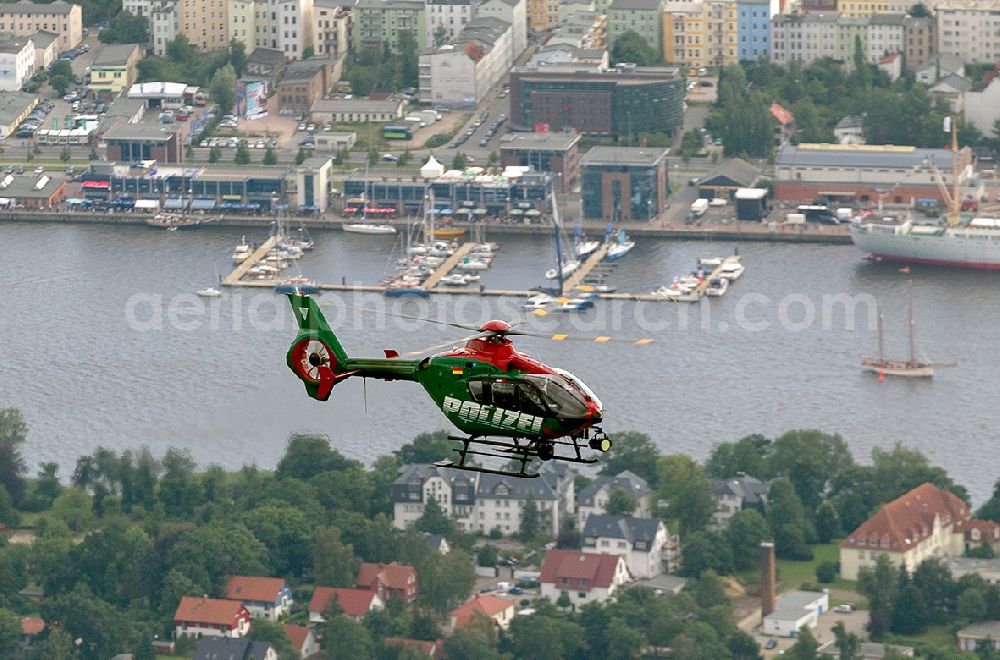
xmin=937 ymin=1 xmax=1000 ymax=64
xmin=418 ymin=16 xmax=513 ymax=105
xmin=547 ymin=10 xmax=606 ymax=51
xmin=737 ymin=0 xmax=779 ymax=62
xmin=0 ymin=37 xmax=34 ymax=93
xmin=0 ymin=0 xmax=81 ymax=50
xmin=771 ymin=12 xmax=904 ymax=69
xmin=89 ymin=43 xmax=142 ymax=96
xmin=608 ymin=0 xmax=665 ymax=61
xmin=426 ymin=0 xmax=478 ymax=47
xmin=903 ymin=14 xmax=934 ymax=71
xmin=527 ymin=0 xmax=559 ymax=31
xmin=354 ymin=0 xmax=426 ymax=53
xmin=838 ymin=0 xmax=931 ymax=18
xmin=478 ymin=0 xmax=527 ymax=58
xmin=313 ymin=0 xmax=352 ymax=56
xmin=228 ymin=0 xmax=257 ymax=48
xmin=179 ymin=0 xmax=229 ymax=51
xmin=150 ymin=2 xmax=181 ymax=56
xmin=663 ymin=0 xmax=739 ymax=68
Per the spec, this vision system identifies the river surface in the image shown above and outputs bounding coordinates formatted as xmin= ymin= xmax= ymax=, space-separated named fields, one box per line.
xmin=2 ymin=222 xmax=998 ymax=504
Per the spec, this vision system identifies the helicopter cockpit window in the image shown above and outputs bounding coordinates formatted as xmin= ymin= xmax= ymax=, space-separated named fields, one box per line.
xmin=490 ymin=381 xmax=518 ymax=409
xmin=467 ymin=379 xmax=550 ymax=417
xmin=521 ymin=374 xmax=590 ymax=418
xmin=468 ymin=380 xmax=488 ymax=404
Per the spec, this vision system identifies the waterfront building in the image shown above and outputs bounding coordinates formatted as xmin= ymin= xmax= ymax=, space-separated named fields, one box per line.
xmin=737 ymin=0 xmax=779 ymax=62
xmin=353 ymin=0 xmax=427 ymax=53
xmin=0 ymin=174 xmax=66 ymax=209
xmin=579 ymin=146 xmax=670 ymax=223
xmin=508 ymin=64 xmax=685 ymax=136
xmin=607 ymin=0 xmax=664 ymax=61
xmin=88 ymin=44 xmax=142 ymax=97
xmin=103 ymin=125 xmax=184 ymax=163
xmin=296 ymin=156 xmax=332 ymax=212
xmin=104 ymin=162 xmax=288 ymax=207
xmin=0 ymin=36 xmax=34 ymax=92
xmin=0 ymin=0 xmax=82 ymax=50
xmin=418 ymin=17 xmax=514 ymax=105
xmin=498 ymin=131 xmax=581 ymax=193
xmin=936 ymin=1 xmax=1000 ymax=65
xmin=662 ymin=0 xmax=739 ymax=69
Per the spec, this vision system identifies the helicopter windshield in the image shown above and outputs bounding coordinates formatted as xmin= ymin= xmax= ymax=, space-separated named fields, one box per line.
xmin=520 ymin=374 xmax=590 ymax=418
xmin=553 ymin=368 xmax=603 ymax=411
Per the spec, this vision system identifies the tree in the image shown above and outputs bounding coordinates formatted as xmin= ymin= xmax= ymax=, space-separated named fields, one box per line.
xmin=816 ymin=561 xmax=837 ymax=583
xmin=451 ymin=152 xmax=467 ymax=171
xmin=229 ymin=38 xmax=247 ymax=76
xmin=768 ymin=430 xmax=853 ymax=513
xmin=209 ymin=146 xmax=221 ymax=163
xmin=857 ymin=554 xmax=899 ymax=640
xmin=786 ymin=625 xmax=819 ymax=660
xmin=318 ymin=614 xmax=375 ymax=659
xmin=234 ymin=143 xmax=251 ymax=165
xmin=0 ymin=409 xmax=27 ymax=504
xmin=211 ymin=64 xmax=238 ymax=114
xmin=166 ymin=34 xmax=195 ymax=63
xmin=968 ymin=541 xmax=996 ymax=559
xmin=160 ymin=447 xmax=198 ymax=517
xmin=248 ymin=619 xmax=297 ymax=660
xmin=767 ymin=479 xmax=814 ymax=560
xmin=243 ymin=503 xmax=315 ymax=576
xmin=395 ymin=431 xmax=453 ymax=465
xmin=414 ymin=496 xmax=454 ymax=537
xmin=0 ymin=608 xmax=19 ymax=658
xmin=27 ymin=461 xmax=62 ymax=511
xmin=433 ymin=26 xmax=449 ymax=47
xmin=487 ymin=150 xmax=498 ymax=167
xmin=601 ymin=431 xmax=660 ymax=487
xmin=692 ymin=570 xmax=729 ymax=608
xmin=725 ymin=508 xmax=771 ymax=570
xmin=39 ymin=586 xmax=134 ymax=660
xmin=279 ymin=434 xmax=359 ymax=480
xmin=50 ymin=486 xmax=92 ymax=531
xmin=313 ymin=526 xmax=359 ymax=587
xmin=167 ymin=522 xmax=270 ymax=591
xmin=606 ymin=486 xmax=637 ymax=515
xmin=815 ymin=500 xmax=842 ymax=543
xmin=185 ymin=143 xmax=195 ymax=159
xmin=833 ymin=621 xmax=860 ymax=660
xmin=70 ymin=521 xmax=156 ymax=608
xmin=99 ymin=11 xmax=149 ymax=44
xmin=397 ymin=30 xmax=419 ymax=90
xmin=557 ymin=516 xmax=581 ymax=549
xmin=957 ymin=587 xmax=988 ymax=622
xmin=657 ymin=454 xmax=715 ymax=536
xmin=417 ymin=549 xmax=475 ymax=614
xmin=443 ymin=616 xmax=502 ymax=660
xmin=976 ymin=478 xmax=1000 ymax=523
xmin=296 ymin=148 xmax=311 ymax=165
xmin=678 ymin=530 xmax=734 ymax=576
xmin=891 ymin=584 xmax=928 ymax=634
xmin=610 ymin=30 xmax=660 ymax=67
xmin=912 ymin=558 xmax=955 ymax=618
xmin=909 ymin=3 xmax=929 ymax=17
xmin=477 ymin=544 xmax=498 ymax=567
xmin=49 ymin=60 xmax=72 ymax=80
xmin=519 ymin=494 xmax=540 ymax=542
xmin=60 ymin=146 xmax=72 ymax=163
xmin=508 ymin=610 xmax=584 ymax=659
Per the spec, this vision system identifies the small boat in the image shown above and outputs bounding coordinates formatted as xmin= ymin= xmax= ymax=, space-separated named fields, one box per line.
xmin=276 ymin=244 xmax=303 ymax=259
xmin=344 ymin=223 xmax=397 ymax=235
xmin=435 ymin=228 xmax=466 ymax=238
xmin=197 ymin=287 xmax=222 ymax=298
xmin=554 ymin=297 xmax=595 ymax=313
xmin=545 ymin=259 xmax=580 ymax=280
xmin=285 ymin=226 xmax=314 ymax=250
xmin=147 ymin=213 xmax=202 ymax=230
xmin=275 ymin=278 xmax=320 ymax=294
xmin=385 ymin=282 xmax=430 ymax=298
xmin=523 ymin=294 xmax=555 ymax=311
xmin=706 ymin=277 xmax=729 ymax=297
xmin=719 ymin=261 xmax=745 ymax=281
xmin=232 ymin=236 xmax=252 ymax=263
xmin=606 ymin=230 xmax=635 ymax=261
xmin=456 ymin=258 xmax=490 ymax=271
xmin=697 ymin=257 xmax=723 ymax=268
xmin=439 ymin=274 xmax=475 ymax=286
xmin=576 ymin=240 xmax=601 ymax=258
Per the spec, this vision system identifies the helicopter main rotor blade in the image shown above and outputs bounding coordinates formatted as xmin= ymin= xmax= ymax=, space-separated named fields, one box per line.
xmin=505 ymin=328 xmax=655 ymax=345
xmin=346 ymin=305 xmax=481 ymax=332
xmin=405 ymin=332 xmax=493 ymax=357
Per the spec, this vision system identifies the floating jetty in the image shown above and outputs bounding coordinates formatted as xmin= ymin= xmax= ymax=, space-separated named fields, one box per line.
xmin=562 ymin=243 xmax=610 ymax=292
xmin=422 ymin=242 xmax=477 ymax=290
xmin=222 ymin=235 xmax=278 ymax=286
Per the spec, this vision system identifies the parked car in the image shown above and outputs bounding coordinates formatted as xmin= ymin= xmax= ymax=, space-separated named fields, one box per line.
xmin=834 ymin=603 xmax=856 ymax=613
xmin=381 ymin=153 xmax=398 ymax=162
xmin=34 ymin=166 xmax=44 ymax=175
xmin=62 ymin=92 xmax=77 ymax=102
xmin=765 ymin=639 xmax=777 ymax=650
xmin=297 ymin=122 xmax=307 ymax=131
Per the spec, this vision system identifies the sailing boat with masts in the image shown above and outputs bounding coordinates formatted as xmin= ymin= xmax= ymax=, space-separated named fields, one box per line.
xmin=860 ymin=282 xmax=954 ymax=377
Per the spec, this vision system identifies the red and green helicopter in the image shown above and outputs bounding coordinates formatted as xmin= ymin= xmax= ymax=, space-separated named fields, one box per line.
xmin=284 ymin=293 xmax=640 ymax=478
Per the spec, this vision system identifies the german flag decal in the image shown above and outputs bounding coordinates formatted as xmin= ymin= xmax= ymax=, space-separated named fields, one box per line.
xmin=452 ymin=368 xmax=464 ymax=375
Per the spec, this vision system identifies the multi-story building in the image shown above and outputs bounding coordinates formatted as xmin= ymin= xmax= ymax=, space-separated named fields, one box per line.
xmin=838 ymin=0 xmax=931 ymax=18
xmin=179 ymin=0 xmax=229 ymax=51
xmin=0 ymin=36 xmax=34 ymax=92
xmin=771 ymin=12 xmax=904 ymax=70
xmin=354 ymin=0 xmax=426 ymax=53
xmin=418 ymin=16 xmax=513 ymax=105
xmin=275 ymin=0 xmax=315 ymax=60
xmin=88 ymin=44 xmax=142 ymax=96
xmin=547 ymin=10 xmax=606 ymax=51
xmin=391 ymin=463 xmax=575 ymax=537
xmin=582 ymin=514 xmax=677 ymax=578
xmin=936 ymin=1 xmax=1000 ymax=65
xmin=903 ymin=14 xmax=934 ymax=71
xmin=839 ymin=483 xmax=988 ymax=580
xmin=577 ymin=470 xmax=653 ymax=529
xmin=478 ymin=0 xmax=527 ymax=59
xmin=30 ymin=31 xmax=58 ymax=70
xmin=527 ymin=0 xmax=558 ymax=32
xmin=313 ymin=0 xmax=352 ymax=57
xmin=0 ymin=92 xmax=37 ymax=139
xmin=737 ymin=0 xmax=779 ymax=62
xmin=275 ymin=57 xmax=333 ymax=114
xmin=539 ymin=549 xmax=631 ymax=607
xmin=709 ymin=474 xmax=769 ymax=528
xmin=426 ymin=0 xmax=478 ymax=47
xmin=559 ymin=0 xmax=595 ymax=22
xmin=498 ymin=131 xmax=581 ymax=192
xmin=150 ymin=1 xmax=181 ymax=57
xmin=608 ymin=0 xmax=664 ymax=61
xmin=509 ymin=64 xmax=685 ymax=135
xmin=228 ymin=0 xmax=257 ymax=48
xmin=663 ymin=0 xmax=739 ymax=69
xmin=0 ymin=1 xmax=82 ymax=50
xmin=580 ymin=146 xmax=671 ymax=222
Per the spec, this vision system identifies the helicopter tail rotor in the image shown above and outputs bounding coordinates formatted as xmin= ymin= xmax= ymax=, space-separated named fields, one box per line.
xmin=286 ymin=293 xmax=354 ymax=400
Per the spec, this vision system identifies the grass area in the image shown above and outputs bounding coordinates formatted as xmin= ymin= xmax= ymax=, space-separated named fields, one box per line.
xmin=884 ymin=623 xmax=954 ymax=649
xmin=737 ymin=542 xmax=865 ymax=603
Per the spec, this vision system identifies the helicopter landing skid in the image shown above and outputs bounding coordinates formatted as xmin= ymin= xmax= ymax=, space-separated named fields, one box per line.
xmin=434 ymin=433 xmax=604 ymax=479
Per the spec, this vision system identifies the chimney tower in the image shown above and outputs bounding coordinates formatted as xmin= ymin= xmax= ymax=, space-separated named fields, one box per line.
xmin=761 ymin=541 xmax=776 ymax=617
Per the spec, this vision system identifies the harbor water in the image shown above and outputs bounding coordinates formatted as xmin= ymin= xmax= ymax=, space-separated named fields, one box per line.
xmin=2 ymin=222 xmax=999 ymax=504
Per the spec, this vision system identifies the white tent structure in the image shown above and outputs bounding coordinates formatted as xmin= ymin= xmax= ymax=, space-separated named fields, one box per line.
xmin=420 ymin=155 xmax=444 ymax=179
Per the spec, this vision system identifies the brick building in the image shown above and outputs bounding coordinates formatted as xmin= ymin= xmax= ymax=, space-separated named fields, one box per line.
xmin=498 ymin=132 xmax=580 ymax=193
xmin=103 ymin=125 xmax=183 ymax=163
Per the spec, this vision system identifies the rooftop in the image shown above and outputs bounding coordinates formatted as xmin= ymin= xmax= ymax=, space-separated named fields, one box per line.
xmin=777 ymin=143 xmax=957 ymax=171
xmin=92 ymin=43 xmax=139 ymax=67
xmin=0 ymin=0 xmax=77 ymax=15
xmin=311 ymin=98 xmax=404 ymax=113
xmin=0 ymin=174 xmax=64 ymax=199
xmin=103 ymin=124 xmax=178 ymax=142
xmin=193 ymin=638 xmax=274 ymax=660
xmin=581 ymin=146 xmax=668 ymax=168
xmin=247 ymin=47 xmax=286 ymax=67
xmin=282 ymin=624 xmax=312 ymax=652
xmin=174 ymin=596 xmax=246 ymax=625
xmin=223 ymin=576 xmax=287 ymax=603
xmin=578 ymin=470 xmax=651 ymax=505
xmin=841 ymin=483 xmax=969 ymax=552
xmin=0 ymin=38 xmax=30 ymax=54
xmin=499 ymin=131 xmax=581 ymax=151
xmin=583 ymin=514 xmax=663 ymax=545
xmin=539 ymin=549 xmax=622 ymax=589
xmin=710 ymin=473 xmax=769 ymax=504
xmin=357 ymin=562 xmax=417 ymax=591
xmin=767 ymin=590 xmax=827 ymax=621
xmin=309 ymin=587 xmax=378 ymax=617
xmin=449 ymin=594 xmax=515 ymax=629
xmin=957 ymin=621 xmax=1000 ymax=639
xmin=609 ymin=0 xmax=663 ymax=10
xmin=30 ymin=30 xmax=57 ymax=48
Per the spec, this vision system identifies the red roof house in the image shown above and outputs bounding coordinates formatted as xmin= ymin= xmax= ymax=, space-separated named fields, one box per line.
xmin=539 ymin=549 xmax=630 ymax=607
xmin=21 ymin=617 xmax=45 ymax=637
xmin=283 ymin=624 xmax=319 ymax=658
xmin=309 ymin=586 xmax=384 ymax=622
xmin=174 ymin=596 xmax=251 ymax=638
xmin=447 ymin=594 xmax=516 ymax=632
xmin=384 ymin=637 xmax=442 ymax=658
xmin=223 ymin=576 xmax=293 ymax=621
xmin=356 ymin=562 xmax=419 ymax=603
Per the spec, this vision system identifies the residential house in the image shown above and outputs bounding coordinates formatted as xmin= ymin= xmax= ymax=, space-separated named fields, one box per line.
xmin=392 ymin=463 xmax=477 ymax=529
xmin=964 ymin=77 xmax=1000 ymax=137
xmin=88 ymin=43 xmax=142 ymax=96
xmin=174 ymin=596 xmax=251 ymax=639
xmin=818 ymin=640 xmax=915 ymax=657
xmin=577 ymin=470 xmax=651 ymax=530
xmin=878 ymin=51 xmax=901 ymax=81
xmin=447 ymin=594 xmax=516 ymax=632
xmin=834 ymin=115 xmax=866 ymax=145
xmin=954 ymin=519 xmax=1000 ymax=555
xmin=424 ymin=532 xmax=450 ymax=553
xmin=282 ymin=624 xmax=319 ymax=658
xmin=769 ymin=102 xmax=795 ymax=145
xmin=223 ymin=576 xmax=293 ymax=621
xmin=0 ymin=0 xmax=82 ymax=50
xmin=914 ymin=52 xmax=964 ymax=85
xmin=384 ymin=638 xmax=442 ymax=657
xmin=353 ymin=0 xmax=427 ymax=53
xmin=763 ymin=590 xmax=828 ymax=637
xmin=957 ymin=621 xmax=1000 ymax=652
xmin=357 ymin=562 xmax=420 ymax=603
xmin=193 ymin=638 xmax=276 ymax=660
xmin=928 ymin=72 xmax=971 ymax=112
xmin=839 ymin=482 xmax=986 ymax=581
xmin=607 ymin=0 xmax=664 ymax=62
xmin=20 ymin=617 xmax=44 ymax=646
xmin=539 ymin=549 xmax=631 ymax=607
xmin=308 ymin=587 xmax=384 ymax=622
xmin=709 ymin=473 xmax=769 ymax=528
xmin=582 ymin=514 xmax=677 ymax=577
xmin=0 ymin=36 xmax=34 ymax=92
xmin=30 ymin=31 xmax=57 ymax=70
